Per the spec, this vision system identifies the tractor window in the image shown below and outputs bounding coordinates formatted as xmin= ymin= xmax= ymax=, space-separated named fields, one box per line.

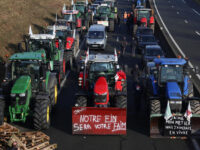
xmin=146 ymin=48 xmax=163 ymax=56
xmin=98 ymin=6 xmax=110 ymax=13
xmin=160 ymin=65 xmax=183 ymax=83
xmin=89 ymin=62 xmax=114 ymax=73
xmin=137 ymin=10 xmax=150 ymax=21
xmin=64 ymin=14 xmax=76 ymax=22
xmin=88 ymin=31 xmax=104 ymax=39
xmin=140 ymin=35 xmax=156 ymax=42
xmin=76 ymin=5 xmax=85 ymax=13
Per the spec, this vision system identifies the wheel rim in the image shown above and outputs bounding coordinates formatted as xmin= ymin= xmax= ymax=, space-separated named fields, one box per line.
xmin=47 ymin=106 xmax=50 ymax=122
xmin=55 ymin=85 xmax=58 ymax=104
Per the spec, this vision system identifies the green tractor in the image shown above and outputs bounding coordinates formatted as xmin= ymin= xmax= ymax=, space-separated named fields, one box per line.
xmin=74 ymin=0 xmax=93 ymax=27
xmin=93 ymin=3 xmax=116 ymax=32
xmin=0 ymin=51 xmax=58 ymax=130
xmin=26 ymin=26 xmax=66 ymax=86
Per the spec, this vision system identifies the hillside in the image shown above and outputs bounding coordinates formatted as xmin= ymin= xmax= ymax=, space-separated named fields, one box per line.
xmin=0 ymin=0 xmax=70 ymax=61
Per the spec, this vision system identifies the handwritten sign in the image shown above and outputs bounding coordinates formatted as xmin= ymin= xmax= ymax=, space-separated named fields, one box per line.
xmin=164 ymin=116 xmax=191 ymax=136
xmin=72 ymin=107 xmax=126 ymax=135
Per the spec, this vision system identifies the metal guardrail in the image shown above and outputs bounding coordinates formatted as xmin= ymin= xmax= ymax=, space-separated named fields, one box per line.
xmin=148 ymin=0 xmax=200 ymax=94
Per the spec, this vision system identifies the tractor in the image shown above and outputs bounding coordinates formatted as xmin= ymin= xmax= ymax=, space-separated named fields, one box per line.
xmin=47 ymin=25 xmax=79 ymax=70
xmin=144 ymin=57 xmax=200 ymax=137
xmin=74 ymin=0 xmax=93 ymax=26
xmin=62 ymin=4 xmax=87 ymax=35
xmin=0 ymin=51 xmax=58 ymax=130
xmin=133 ymin=8 xmax=154 ymax=36
xmin=93 ymin=3 xmax=116 ymax=32
xmin=72 ymin=50 xmax=127 ymax=135
xmin=103 ymin=0 xmax=118 ymax=19
xmin=26 ymin=26 xmax=66 ymax=86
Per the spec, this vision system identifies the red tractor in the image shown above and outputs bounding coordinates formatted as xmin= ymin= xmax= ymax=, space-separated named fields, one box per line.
xmin=72 ymin=50 xmax=127 ymax=135
xmin=133 ymin=8 xmax=155 ymax=35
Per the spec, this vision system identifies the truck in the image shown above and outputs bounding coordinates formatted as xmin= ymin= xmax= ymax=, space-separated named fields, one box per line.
xmin=145 ymin=57 xmax=200 ymax=138
xmin=0 ymin=51 xmax=58 ymax=130
xmin=72 ymin=50 xmax=127 ymax=135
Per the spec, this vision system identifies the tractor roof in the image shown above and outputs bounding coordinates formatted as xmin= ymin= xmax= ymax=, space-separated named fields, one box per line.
xmin=47 ymin=25 xmax=70 ymax=31
xmin=146 ymin=45 xmax=161 ymax=49
xmin=9 ymin=50 xmax=46 ymax=61
xmin=154 ymin=58 xmax=186 ymax=65
xmin=30 ymin=34 xmax=55 ymax=40
xmin=62 ymin=10 xmax=79 ymax=15
xmin=88 ymin=54 xmax=116 ymax=63
xmin=135 ymin=8 xmax=152 ymax=12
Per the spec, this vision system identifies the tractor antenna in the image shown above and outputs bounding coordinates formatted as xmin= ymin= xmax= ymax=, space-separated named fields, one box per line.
xmin=55 ymin=13 xmax=58 ymax=22
xmin=63 ymin=4 xmax=66 ymax=11
xmin=69 ymin=13 xmax=73 ymax=21
xmin=73 ymin=29 xmax=76 ymax=39
xmin=53 ymin=25 xmax=56 ymax=35
xmin=29 ymin=26 xmax=33 ymax=35
xmin=86 ymin=0 xmax=88 ymax=5
xmin=71 ymin=0 xmax=74 ymax=6
xmin=114 ymin=48 xmax=118 ymax=62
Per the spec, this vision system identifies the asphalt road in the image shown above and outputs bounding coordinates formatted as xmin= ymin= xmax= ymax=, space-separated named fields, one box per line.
xmin=154 ymin=0 xmax=200 ymax=67
xmin=38 ymin=0 xmax=195 ymax=150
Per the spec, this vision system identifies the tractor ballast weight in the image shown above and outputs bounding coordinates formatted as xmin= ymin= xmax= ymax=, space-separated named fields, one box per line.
xmin=146 ymin=58 xmax=200 ymax=138
xmin=72 ymin=49 xmax=127 ymax=135
xmin=133 ymin=8 xmax=155 ymax=35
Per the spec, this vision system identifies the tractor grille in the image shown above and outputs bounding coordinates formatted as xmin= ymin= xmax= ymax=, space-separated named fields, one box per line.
xmin=94 ymin=95 xmax=107 ymax=103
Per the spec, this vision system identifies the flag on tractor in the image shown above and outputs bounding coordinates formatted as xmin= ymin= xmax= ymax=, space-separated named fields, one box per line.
xmin=164 ymin=101 xmax=172 ymax=121
xmin=184 ymin=102 xmax=192 ymax=123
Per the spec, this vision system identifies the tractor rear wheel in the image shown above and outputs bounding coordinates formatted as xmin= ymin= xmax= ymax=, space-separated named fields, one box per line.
xmin=115 ymin=96 xmax=127 ymax=108
xmin=191 ymin=100 xmax=200 ymax=114
xmin=0 ymin=99 xmax=5 ymax=125
xmin=109 ymin=20 xmax=114 ymax=32
xmin=33 ymin=98 xmax=51 ymax=130
xmin=150 ymin=100 xmax=161 ymax=114
xmin=76 ymin=96 xmax=87 ymax=107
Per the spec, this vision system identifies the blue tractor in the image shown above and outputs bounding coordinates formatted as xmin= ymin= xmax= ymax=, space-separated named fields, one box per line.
xmin=145 ymin=58 xmax=200 ymax=137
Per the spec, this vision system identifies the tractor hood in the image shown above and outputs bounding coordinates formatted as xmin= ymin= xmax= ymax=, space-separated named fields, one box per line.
xmin=166 ymin=82 xmax=182 ymax=100
xmin=66 ymin=37 xmax=74 ymax=50
xmin=94 ymin=77 xmax=108 ymax=95
xmin=11 ymin=76 xmax=31 ymax=94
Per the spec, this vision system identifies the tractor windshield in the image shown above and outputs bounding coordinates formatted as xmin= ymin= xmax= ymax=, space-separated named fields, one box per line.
xmin=98 ymin=6 xmax=110 ymax=14
xmin=63 ymin=14 xmax=76 ymax=22
xmin=88 ymin=31 xmax=104 ymax=39
xmin=76 ymin=5 xmax=85 ymax=14
xmin=12 ymin=61 xmax=41 ymax=79
xmin=89 ymin=62 xmax=114 ymax=73
xmin=28 ymin=40 xmax=51 ymax=52
xmin=146 ymin=48 xmax=163 ymax=56
xmin=137 ymin=10 xmax=150 ymax=21
xmin=160 ymin=65 xmax=183 ymax=83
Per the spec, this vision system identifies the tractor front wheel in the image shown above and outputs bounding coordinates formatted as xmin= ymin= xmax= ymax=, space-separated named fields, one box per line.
xmin=76 ymin=96 xmax=87 ymax=107
xmin=150 ymin=100 xmax=161 ymax=114
xmin=50 ymin=77 xmax=58 ymax=106
xmin=0 ymin=99 xmax=5 ymax=125
xmin=33 ymin=98 xmax=51 ymax=130
xmin=115 ymin=96 xmax=127 ymax=108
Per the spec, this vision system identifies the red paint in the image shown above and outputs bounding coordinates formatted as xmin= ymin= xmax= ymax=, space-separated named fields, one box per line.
xmin=140 ymin=17 xmax=147 ymax=26
xmin=72 ymin=107 xmax=127 ymax=135
xmin=79 ymin=72 xmax=88 ymax=89
xmin=149 ymin=16 xmax=154 ymax=24
xmin=115 ymin=71 xmax=126 ymax=91
xmin=66 ymin=37 xmax=74 ymax=50
xmin=76 ymin=18 xmax=82 ymax=28
xmin=63 ymin=60 xmax=66 ymax=74
xmin=134 ymin=17 xmax=137 ymax=24
xmin=55 ymin=40 xmax=59 ymax=48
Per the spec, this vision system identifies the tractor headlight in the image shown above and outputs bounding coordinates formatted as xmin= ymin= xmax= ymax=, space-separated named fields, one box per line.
xmin=19 ymin=93 xmax=26 ymax=97
xmin=10 ymin=93 xmax=16 ymax=97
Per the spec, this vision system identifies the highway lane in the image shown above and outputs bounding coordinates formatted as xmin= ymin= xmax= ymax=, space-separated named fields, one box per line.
xmin=40 ymin=0 xmax=194 ymax=150
xmin=154 ymin=0 xmax=200 ymax=67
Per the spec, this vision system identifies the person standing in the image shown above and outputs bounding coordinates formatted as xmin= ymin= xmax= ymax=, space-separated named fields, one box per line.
xmin=123 ymin=11 xmax=128 ymax=24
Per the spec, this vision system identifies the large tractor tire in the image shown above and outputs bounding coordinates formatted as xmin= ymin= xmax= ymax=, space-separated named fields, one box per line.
xmin=190 ymin=100 xmax=200 ymax=114
xmin=150 ymin=100 xmax=161 ymax=114
xmin=109 ymin=20 xmax=115 ymax=32
xmin=133 ymin=24 xmax=138 ymax=36
xmin=115 ymin=96 xmax=127 ymax=108
xmin=48 ymin=75 xmax=58 ymax=106
xmin=0 ymin=99 xmax=5 ymax=125
xmin=76 ymin=96 xmax=87 ymax=107
xmin=33 ymin=98 xmax=51 ymax=130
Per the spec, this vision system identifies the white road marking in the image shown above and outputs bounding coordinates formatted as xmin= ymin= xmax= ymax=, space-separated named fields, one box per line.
xmin=192 ymin=9 xmax=200 ymax=16
xmin=153 ymin=0 xmax=200 ymax=80
xmin=195 ymin=31 xmax=200 ymax=36
xmin=171 ymin=5 xmax=174 ymax=8
xmin=184 ymin=19 xmax=188 ymax=23
xmin=177 ymin=11 xmax=180 ymax=14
